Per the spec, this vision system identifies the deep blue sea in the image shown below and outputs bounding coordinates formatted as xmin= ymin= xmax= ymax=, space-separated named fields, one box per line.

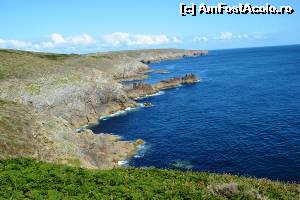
xmin=91 ymin=45 xmax=300 ymax=182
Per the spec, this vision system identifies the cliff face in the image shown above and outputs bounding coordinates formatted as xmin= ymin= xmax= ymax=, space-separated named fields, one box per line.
xmin=0 ymin=100 xmax=138 ymax=168
xmin=0 ymin=48 xmax=207 ymax=168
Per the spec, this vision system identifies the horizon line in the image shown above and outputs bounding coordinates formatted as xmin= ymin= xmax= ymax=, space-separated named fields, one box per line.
xmin=1 ymin=43 xmax=299 ymax=55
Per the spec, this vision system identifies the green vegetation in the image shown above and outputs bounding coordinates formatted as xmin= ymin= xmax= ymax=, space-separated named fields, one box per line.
xmin=0 ymin=49 xmax=69 ymax=80
xmin=34 ymin=53 xmax=78 ymax=61
xmin=88 ymin=55 xmax=113 ymax=60
xmin=0 ymin=49 xmax=77 ymax=60
xmin=24 ymin=83 xmax=42 ymax=95
xmin=0 ymin=100 xmax=36 ymax=159
xmin=0 ymin=158 xmax=298 ymax=199
xmin=50 ymin=74 xmax=82 ymax=86
xmin=0 ymin=48 xmax=125 ymax=80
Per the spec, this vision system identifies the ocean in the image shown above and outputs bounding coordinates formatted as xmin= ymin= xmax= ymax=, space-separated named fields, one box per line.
xmin=91 ymin=45 xmax=300 ymax=182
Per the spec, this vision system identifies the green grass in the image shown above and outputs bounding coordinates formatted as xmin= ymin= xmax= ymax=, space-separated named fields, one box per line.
xmin=34 ymin=53 xmax=78 ymax=61
xmin=0 ymin=101 xmax=37 ymax=159
xmin=24 ymin=83 xmax=42 ymax=95
xmin=0 ymin=158 xmax=298 ymax=199
xmin=0 ymin=49 xmax=78 ymax=60
xmin=0 ymin=48 xmax=116 ymax=80
xmin=0 ymin=49 xmax=66 ymax=80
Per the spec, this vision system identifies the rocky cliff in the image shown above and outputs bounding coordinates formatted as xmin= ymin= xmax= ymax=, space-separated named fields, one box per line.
xmin=126 ymin=74 xmax=200 ymax=99
xmin=0 ymin=48 xmax=207 ymax=168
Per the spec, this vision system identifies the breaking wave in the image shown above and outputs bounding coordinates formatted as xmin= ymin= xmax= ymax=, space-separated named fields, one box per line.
xmin=135 ymin=91 xmax=165 ymax=100
xmin=100 ymin=107 xmax=139 ymax=120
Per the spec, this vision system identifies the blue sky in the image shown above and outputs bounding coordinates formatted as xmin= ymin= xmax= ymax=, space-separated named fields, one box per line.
xmin=0 ymin=0 xmax=299 ymax=53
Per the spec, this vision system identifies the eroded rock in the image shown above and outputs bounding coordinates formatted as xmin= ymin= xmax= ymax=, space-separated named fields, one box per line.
xmin=126 ymin=74 xmax=200 ymax=99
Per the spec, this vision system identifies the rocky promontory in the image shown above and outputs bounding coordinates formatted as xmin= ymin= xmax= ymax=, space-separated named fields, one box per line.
xmin=140 ymin=50 xmax=208 ymax=64
xmin=155 ymin=73 xmax=199 ymax=90
xmin=126 ymin=73 xmax=200 ymax=99
xmin=0 ymin=48 xmax=206 ymax=168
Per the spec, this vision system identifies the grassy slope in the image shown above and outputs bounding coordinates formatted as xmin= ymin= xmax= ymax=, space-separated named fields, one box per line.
xmin=0 ymin=100 xmax=36 ymax=159
xmin=0 ymin=48 xmax=193 ymax=81
xmin=0 ymin=158 xmax=299 ymax=200
xmin=0 ymin=49 xmax=113 ymax=81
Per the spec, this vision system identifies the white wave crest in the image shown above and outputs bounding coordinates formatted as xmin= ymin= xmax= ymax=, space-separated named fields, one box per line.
xmin=135 ymin=91 xmax=165 ymax=100
xmin=100 ymin=107 xmax=139 ymax=120
xmin=118 ymin=160 xmax=129 ymax=166
xmin=151 ymin=91 xmax=165 ymax=96
xmin=134 ymin=143 xmax=149 ymax=158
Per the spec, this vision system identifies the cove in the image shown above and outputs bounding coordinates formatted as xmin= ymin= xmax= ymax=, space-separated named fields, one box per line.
xmin=91 ymin=45 xmax=300 ymax=182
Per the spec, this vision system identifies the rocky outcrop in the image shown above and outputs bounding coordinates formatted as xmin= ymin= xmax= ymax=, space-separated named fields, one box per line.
xmin=155 ymin=73 xmax=199 ymax=90
xmin=0 ymin=48 xmax=207 ymax=168
xmin=126 ymin=82 xmax=158 ymax=99
xmin=126 ymin=73 xmax=200 ymax=99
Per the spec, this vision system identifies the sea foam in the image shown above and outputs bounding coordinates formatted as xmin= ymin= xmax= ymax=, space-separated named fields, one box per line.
xmin=100 ymin=107 xmax=139 ymax=120
xmin=117 ymin=143 xmax=149 ymax=167
xmin=134 ymin=143 xmax=149 ymax=158
xmin=135 ymin=91 xmax=165 ymax=100
xmin=117 ymin=160 xmax=129 ymax=166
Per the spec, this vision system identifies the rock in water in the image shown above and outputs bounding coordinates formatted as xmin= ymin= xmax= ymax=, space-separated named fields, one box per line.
xmin=143 ymin=102 xmax=152 ymax=107
xmin=170 ymin=160 xmax=193 ymax=170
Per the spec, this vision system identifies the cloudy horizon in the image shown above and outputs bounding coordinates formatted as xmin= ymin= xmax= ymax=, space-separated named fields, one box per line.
xmin=0 ymin=0 xmax=299 ymax=53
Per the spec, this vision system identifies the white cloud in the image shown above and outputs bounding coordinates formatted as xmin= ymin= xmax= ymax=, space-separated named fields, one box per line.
xmin=10 ymin=40 xmax=32 ymax=48
xmin=194 ymin=36 xmax=208 ymax=42
xmin=102 ymin=32 xmax=171 ymax=46
xmin=0 ymin=34 xmax=96 ymax=52
xmin=219 ymin=32 xmax=234 ymax=40
xmin=50 ymin=33 xmax=94 ymax=46
xmin=40 ymin=41 xmax=55 ymax=49
xmin=249 ymin=32 xmax=268 ymax=39
xmin=130 ymin=34 xmax=169 ymax=45
xmin=236 ymin=34 xmax=249 ymax=39
xmin=70 ymin=34 xmax=94 ymax=45
xmin=102 ymin=32 xmax=130 ymax=46
xmin=172 ymin=36 xmax=181 ymax=43
xmin=0 ymin=39 xmax=32 ymax=49
xmin=0 ymin=32 xmax=178 ymax=52
xmin=0 ymin=31 xmax=271 ymax=53
xmin=51 ymin=33 xmax=66 ymax=44
xmin=1 ymin=32 xmax=156 ymax=52
xmin=216 ymin=32 xmax=267 ymax=40
xmin=0 ymin=39 xmax=5 ymax=44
